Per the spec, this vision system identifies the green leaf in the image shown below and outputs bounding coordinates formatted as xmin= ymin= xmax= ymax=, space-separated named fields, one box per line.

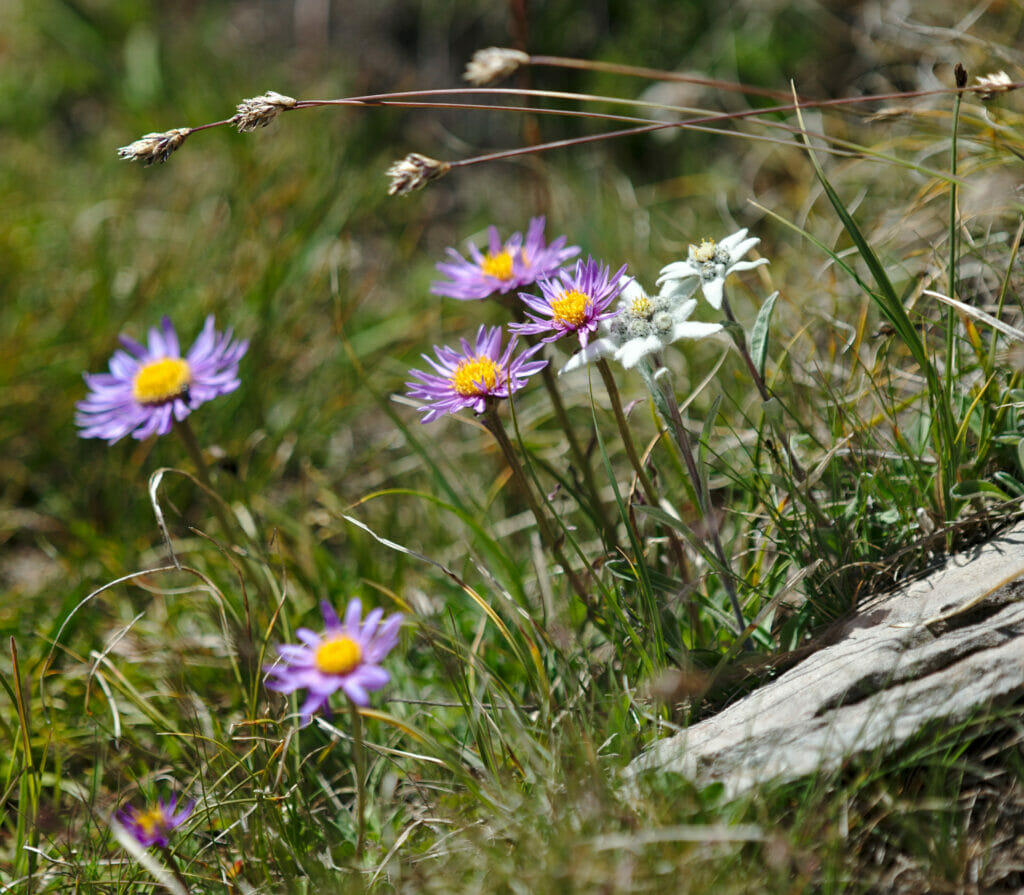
xmin=950 ymin=480 xmax=1012 ymax=501
xmin=751 ymin=291 xmax=779 ymax=379
xmin=993 ymin=471 xmax=1024 ymax=498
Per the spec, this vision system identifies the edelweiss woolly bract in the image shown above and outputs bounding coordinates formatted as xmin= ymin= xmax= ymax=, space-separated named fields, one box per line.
xmin=562 ymin=277 xmax=722 ymax=372
xmin=76 ymin=316 xmax=248 ymax=444
xmin=656 ymin=228 xmax=768 ymax=310
xmin=264 ymin=598 xmax=403 ymax=726
xmin=405 ymin=325 xmax=547 ymax=422
xmin=510 ymin=257 xmax=628 ymax=347
xmin=430 ymin=217 xmax=579 ymax=300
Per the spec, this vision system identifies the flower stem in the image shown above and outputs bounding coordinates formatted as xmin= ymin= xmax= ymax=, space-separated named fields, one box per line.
xmin=596 ymin=358 xmax=695 ymax=639
xmin=595 ymin=359 xmax=659 ymax=505
xmin=538 ymin=362 xmax=618 ymax=548
xmin=173 ymin=418 xmax=236 ymax=539
xmin=157 ymin=845 xmax=190 ymax=894
xmin=349 ymin=699 xmax=367 ymax=860
xmin=641 ymin=362 xmax=746 ymax=636
xmin=481 ymin=404 xmax=593 ymax=609
xmin=719 ymin=290 xmax=808 ymax=483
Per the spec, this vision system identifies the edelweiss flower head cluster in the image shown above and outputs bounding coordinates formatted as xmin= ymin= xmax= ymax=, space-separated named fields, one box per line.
xmin=563 ymin=277 xmax=723 ymax=372
xmin=559 ymin=228 xmax=766 ymax=372
xmin=657 ymin=228 xmax=768 ymax=310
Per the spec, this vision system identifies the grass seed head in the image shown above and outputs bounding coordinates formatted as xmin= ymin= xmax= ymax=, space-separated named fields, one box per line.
xmin=385 ymin=152 xmax=451 ymax=196
xmin=117 ymin=128 xmax=192 ymax=165
xmin=463 ymin=47 xmax=530 ymax=86
xmin=974 ymin=71 xmax=1016 ymax=100
xmin=233 ymin=90 xmax=298 ymax=133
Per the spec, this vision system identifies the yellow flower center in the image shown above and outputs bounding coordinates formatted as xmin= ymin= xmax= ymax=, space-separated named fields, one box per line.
xmin=480 ymin=249 xmax=514 ymax=280
xmin=134 ymin=807 xmax=166 ymax=837
xmin=690 ymin=238 xmax=717 ymax=263
xmin=132 ymin=358 xmax=191 ymax=405
xmin=629 ymin=295 xmax=652 ymax=317
xmin=314 ymin=635 xmax=362 ymax=675
xmin=550 ymin=289 xmax=590 ymax=327
xmin=451 ymin=356 xmax=500 ymax=397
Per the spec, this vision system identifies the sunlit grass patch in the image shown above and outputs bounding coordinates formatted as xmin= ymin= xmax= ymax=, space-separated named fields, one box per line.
xmin=7 ymin=2 xmax=1024 ymax=892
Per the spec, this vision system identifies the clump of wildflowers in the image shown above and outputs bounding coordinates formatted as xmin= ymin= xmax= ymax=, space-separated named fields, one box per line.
xmin=405 ymin=325 xmax=547 ymax=422
xmin=76 ymin=316 xmax=248 ymax=444
xmin=657 ymin=228 xmax=769 ymax=310
xmin=430 ymin=217 xmax=579 ymax=301
xmin=510 ymin=257 xmax=627 ymax=346
xmin=264 ymin=598 xmax=403 ymax=726
xmin=562 ymin=277 xmax=722 ymax=372
xmin=116 ymin=795 xmax=194 ymax=848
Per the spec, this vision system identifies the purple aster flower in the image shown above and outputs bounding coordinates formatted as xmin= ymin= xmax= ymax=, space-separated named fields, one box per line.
xmin=430 ymin=216 xmax=579 ymax=300
xmin=76 ymin=316 xmax=248 ymax=444
xmin=510 ymin=257 xmax=628 ymax=347
xmin=116 ymin=795 xmax=194 ymax=848
xmin=264 ymin=598 xmax=403 ymax=726
xmin=405 ymin=325 xmax=548 ymax=423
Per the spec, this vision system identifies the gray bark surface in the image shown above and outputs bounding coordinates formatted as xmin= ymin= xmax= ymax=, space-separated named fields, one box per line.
xmin=629 ymin=521 xmax=1024 ymax=796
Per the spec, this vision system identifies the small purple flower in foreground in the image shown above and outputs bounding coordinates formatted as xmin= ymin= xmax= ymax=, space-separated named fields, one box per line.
xmin=430 ymin=216 xmax=579 ymax=300
xmin=510 ymin=257 xmax=628 ymax=347
xmin=264 ymin=598 xmax=403 ymax=726
xmin=405 ymin=325 xmax=548 ymax=423
xmin=76 ymin=316 xmax=248 ymax=444
xmin=117 ymin=795 xmax=194 ymax=848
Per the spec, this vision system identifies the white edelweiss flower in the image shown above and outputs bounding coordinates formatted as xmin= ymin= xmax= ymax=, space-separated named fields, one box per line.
xmin=656 ymin=228 xmax=769 ymax=310
xmin=561 ymin=277 xmax=722 ymax=372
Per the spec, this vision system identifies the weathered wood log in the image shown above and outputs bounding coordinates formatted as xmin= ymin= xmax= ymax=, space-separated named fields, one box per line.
xmin=629 ymin=521 xmax=1024 ymax=797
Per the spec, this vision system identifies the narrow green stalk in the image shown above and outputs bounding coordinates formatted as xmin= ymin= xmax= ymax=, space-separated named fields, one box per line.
xmin=480 ymin=404 xmax=593 ymax=608
xmin=793 ymin=99 xmax=959 ymax=524
xmin=640 ymin=364 xmax=745 ymax=635
xmin=539 ymin=362 xmax=618 ymax=547
xmin=595 ymin=359 xmax=659 ymax=504
xmin=946 ymin=71 xmax=964 ymax=476
xmin=595 ymin=358 xmax=697 ymax=644
xmin=349 ymin=699 xmax=367 ymax=860
xmin=11 ymin=638 xmax=38 ymax=890
xmin=719 ymin=289 xmax=812 ymax=485
xmin=720 ymin=295 xmax=771 ymax=403
xmin=174 ymin=418 xmax=236 ymax=540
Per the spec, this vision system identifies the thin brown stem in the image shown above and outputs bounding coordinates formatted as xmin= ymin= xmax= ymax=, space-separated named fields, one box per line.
xmin=527 ymin=54 xmax=802 ymax=102
xmin=157 ymin=845 xmax=191 ymax=894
